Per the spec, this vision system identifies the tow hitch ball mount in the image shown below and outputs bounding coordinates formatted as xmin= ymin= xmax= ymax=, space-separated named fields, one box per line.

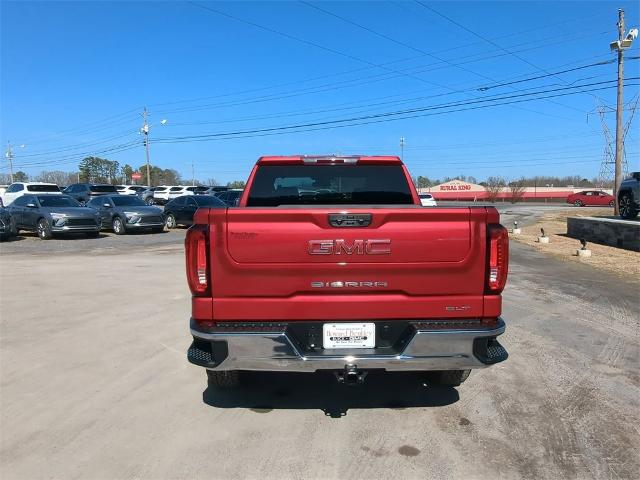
xmin=335 ymin=364 xmax=368 ymax=385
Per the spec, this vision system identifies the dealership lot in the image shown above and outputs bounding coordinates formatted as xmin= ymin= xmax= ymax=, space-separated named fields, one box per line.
xmin=0 ymin=204 xmax=638 ymax=479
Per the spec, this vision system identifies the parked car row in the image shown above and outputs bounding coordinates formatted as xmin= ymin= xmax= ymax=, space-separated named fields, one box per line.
xmin=1 ymin=182 xmax=243 ymax=208
xmin=0 ymin=180 xmax=243 ymax=241
xmin=0 ymin=193 xmax=228 ymax=241
xmin=139 ymin=185 xmax=240 ymax=206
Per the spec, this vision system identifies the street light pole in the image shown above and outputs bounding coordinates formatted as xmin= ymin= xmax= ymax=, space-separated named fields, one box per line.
xmin=5 ymin=142 xmax=14 ymax=183
xmin=141 ymin=107 xmax=152 ymax=187
xmin=609 ymin=9 xmax=638 ymax=213
xmin=614 ymin=9 xmax=625 ymax=215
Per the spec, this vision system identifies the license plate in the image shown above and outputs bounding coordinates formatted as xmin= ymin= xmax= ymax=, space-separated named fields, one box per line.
xmin=323 ymin=323 xmax=375 ymax=349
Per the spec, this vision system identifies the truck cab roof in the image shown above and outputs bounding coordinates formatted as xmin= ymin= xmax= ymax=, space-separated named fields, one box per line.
xmin=257 ymin=155 xmax=403 ymax=165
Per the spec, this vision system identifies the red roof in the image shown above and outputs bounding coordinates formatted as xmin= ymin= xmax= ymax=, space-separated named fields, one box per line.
xmin=257 ymin=155 xmax=402 ymax=165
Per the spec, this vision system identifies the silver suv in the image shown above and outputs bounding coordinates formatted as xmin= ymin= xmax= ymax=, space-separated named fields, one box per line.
xmin=618 ymin=172 xmax=640 ymax=219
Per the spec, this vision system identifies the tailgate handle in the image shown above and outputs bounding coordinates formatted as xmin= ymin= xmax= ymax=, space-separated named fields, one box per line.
xmin=328 ymin=213 xmax=372 ymax=227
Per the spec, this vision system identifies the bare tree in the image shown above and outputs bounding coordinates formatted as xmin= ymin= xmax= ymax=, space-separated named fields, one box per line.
xmin=484 ymin=176 xmax=506 ymax=203
xmin=34 ymin=170 xmax=78 ymax=186
xmin=508 ymin=177 xmax=526 ymax=203
xmin=206 ymin=178 xmax=219 ymax=186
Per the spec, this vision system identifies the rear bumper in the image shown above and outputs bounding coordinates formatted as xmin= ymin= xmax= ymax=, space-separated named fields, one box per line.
xmin=188 ymin=318 xmax=507 ymax=372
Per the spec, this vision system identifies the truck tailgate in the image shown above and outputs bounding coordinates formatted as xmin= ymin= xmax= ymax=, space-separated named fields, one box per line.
xmin=207 ymin=207 xmax=491 ymax=320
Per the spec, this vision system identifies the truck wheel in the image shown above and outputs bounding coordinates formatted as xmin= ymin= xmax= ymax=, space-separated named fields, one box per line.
xmin=619 ymin=194 xmax=638 ymax=219
xmin=112 ymin=217 xmax=126 ymax=235
xmin=37 ymin=218 xmax=53 ymax=240
xmin=432 ymin=370 xmax=471 ymax=387
xmin=206 ymin=370 xmax=240 ymax=388
xmin=165 ymin=214 xmax=177 ymax=229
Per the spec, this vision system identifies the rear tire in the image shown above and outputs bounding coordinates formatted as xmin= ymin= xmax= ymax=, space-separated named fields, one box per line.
xmin=37 ymin=218 xmax=52 ymax=240
xmin=432 ymin=369 xmax=471 ymax=387
xmin=165 ymin=214 xmax=177 ymax=229
xmin=112 ymin=217 xmax=126 ymax=235
xmin=574 ymin=200 xmax=583 ymax=207
xmin=206 ymin=370 xmax=240 ymax=389
xmin=619 ymin=193 xmax=638 ymax=219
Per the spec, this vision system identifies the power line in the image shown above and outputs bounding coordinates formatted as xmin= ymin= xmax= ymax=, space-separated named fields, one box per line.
xmin=148 ymin=5 xmax=608 ymax=110
xmin=414 ymin=1 xmax=605 ymax=105
xmin=155 ymin=28 xmax=612 ymax=116
xmin=14 ymin=108 xmax=141 ymax=145
xmin=15 ymin=131 xmax=139 ymax=158
xmin=477 ymin=59 xmax=617 ymax=91
xmin=162 ymin=55 xmax=621 ymax=128
xmin=188 ymin=1 xmax=450 ymax=90
xmin=153 ymin=80 xmax=634 ymax=143
xmin=299 ymin=0 xmax=588 ymax=120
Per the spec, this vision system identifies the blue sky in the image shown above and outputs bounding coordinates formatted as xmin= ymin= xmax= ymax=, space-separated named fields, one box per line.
xmin=2 ymin=0 xmax=639 ymax=184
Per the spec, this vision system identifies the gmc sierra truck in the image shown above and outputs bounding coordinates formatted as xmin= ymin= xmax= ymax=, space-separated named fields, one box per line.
xmin=186 ymin=155 xmax=509 ymax=388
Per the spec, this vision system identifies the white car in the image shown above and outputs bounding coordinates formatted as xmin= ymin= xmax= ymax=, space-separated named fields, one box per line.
xmin=1 ymin=182 xmax=61 ymax=206
xmin=116 ymin=185 xmax=148 ymax=196
xmin=167 ymin=186 xmax=205 ymax=200
xmin=419 ymin=193 xmax=437 ymax=207
xmin=152 ymin=186 xmax=172 ymax=205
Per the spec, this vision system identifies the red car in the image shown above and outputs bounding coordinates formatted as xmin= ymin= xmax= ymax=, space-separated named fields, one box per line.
xmin=567 ymin=190 xmax=615 ymax=207
xmin=186 ymin=155 xmax=509 ymax=390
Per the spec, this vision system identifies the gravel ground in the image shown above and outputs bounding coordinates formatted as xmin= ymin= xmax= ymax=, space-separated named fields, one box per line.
xmin=1 ymin=204 xmax=638 ymax=480
xmin=508 ymin=208 xmax=640 ymax=278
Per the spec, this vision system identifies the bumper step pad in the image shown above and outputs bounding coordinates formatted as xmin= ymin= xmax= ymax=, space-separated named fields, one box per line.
xmin=188 ymin=343 xmax=213 ymax=365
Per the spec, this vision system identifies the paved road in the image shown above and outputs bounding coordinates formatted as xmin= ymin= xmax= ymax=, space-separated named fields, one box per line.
xmin=1 ymin=207 xmax=638 ymax=480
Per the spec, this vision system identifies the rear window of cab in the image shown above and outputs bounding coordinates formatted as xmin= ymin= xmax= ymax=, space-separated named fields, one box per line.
xmin=27 ymin=184 xmax=60 ymax=192
xmin=247 ymin=165 xmax=413 ymax=206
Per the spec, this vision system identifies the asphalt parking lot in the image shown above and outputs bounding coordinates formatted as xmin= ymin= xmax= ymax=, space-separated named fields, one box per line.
xmin=1 ymin=204 xmax=638 ymax=480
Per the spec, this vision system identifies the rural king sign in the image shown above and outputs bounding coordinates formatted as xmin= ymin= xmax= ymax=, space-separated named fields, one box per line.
xmin=438 ymin=180 xmax=473 ymax=191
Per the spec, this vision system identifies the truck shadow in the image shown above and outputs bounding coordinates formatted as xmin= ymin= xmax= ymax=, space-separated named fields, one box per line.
xmin=202 ymin=371 xmax=459 ymax=417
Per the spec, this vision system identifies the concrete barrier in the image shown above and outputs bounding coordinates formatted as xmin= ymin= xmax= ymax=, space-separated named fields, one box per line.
xmin=567 ymin=216 xmax=640 ymax=252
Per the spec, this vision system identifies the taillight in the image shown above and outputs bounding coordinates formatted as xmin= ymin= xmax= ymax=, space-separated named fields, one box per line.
xmin=486 ymin=224 xmax=509 ymax=294
xmin=185 ymin=225 xmax=210 ymax=296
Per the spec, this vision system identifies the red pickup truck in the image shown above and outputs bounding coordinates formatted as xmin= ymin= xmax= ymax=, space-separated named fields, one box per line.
xmin=186 ymin=155 xmax=508 ymax=388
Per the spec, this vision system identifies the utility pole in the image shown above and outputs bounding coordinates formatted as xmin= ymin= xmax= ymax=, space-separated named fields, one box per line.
xmin=400 ymin=137 xmax=405 ymax=162
xmin=141 ymin=107 xmax=152 ymax=187
xmin=614 ymin=9 xmax=625 ymax=215
xmin=5 ymin=141 xmax=14 ymax=183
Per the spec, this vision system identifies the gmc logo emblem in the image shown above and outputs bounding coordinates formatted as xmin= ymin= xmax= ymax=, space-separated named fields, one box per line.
xmin=308 ymin=239 xmax=391 ymax=255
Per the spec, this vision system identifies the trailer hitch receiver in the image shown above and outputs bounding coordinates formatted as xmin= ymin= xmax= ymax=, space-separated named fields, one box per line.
xmin=335 ymin=364 xmax=368 ymax=385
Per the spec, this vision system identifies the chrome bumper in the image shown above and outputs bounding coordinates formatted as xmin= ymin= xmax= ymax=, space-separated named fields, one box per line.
xmin=52 ymin=225 xmax=100 ymax=232
xmin=126 ymin=222 xmax=164 ymax=228
xmin=189 ymin=318 xmax=507 ymax=372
